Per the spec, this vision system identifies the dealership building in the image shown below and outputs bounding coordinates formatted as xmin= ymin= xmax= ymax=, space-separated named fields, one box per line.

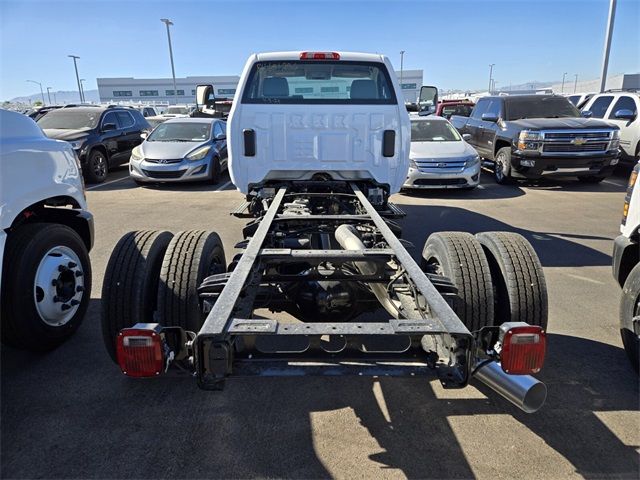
xmin=96 ymin=70 xmax=423 ymax=104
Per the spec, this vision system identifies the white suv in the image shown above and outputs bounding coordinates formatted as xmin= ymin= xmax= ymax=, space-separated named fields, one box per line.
xmin=0 ymin=109 xmax=93 ymax=351
xmin=582 ymin=91 xmax=640 ymax=162
xmin=228 ymin=51 xmax=411 ymax=194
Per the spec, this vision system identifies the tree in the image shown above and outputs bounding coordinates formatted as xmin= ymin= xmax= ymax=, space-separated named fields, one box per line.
xmin=33 ymin=100 xmax=43 ymax=106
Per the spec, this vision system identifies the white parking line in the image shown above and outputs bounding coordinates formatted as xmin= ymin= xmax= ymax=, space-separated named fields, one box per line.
xmin=603 ymin=179 xmax=626 ymax=188
xmin=215 ymin=180 xmax=232 ymax=191
xmin=86 ymin=176 xmax=130 ymax=190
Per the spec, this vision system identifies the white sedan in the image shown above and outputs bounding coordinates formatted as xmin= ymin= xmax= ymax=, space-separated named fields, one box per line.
xmin=403 ymin=116 xmax=481 ymax=190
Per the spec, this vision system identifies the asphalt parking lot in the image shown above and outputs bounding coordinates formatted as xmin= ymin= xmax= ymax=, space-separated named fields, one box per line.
xmin=2 ymin=166 xmax=639 ymax=479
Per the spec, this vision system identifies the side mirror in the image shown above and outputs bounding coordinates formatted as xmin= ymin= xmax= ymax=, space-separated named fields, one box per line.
xmin=581 ymin=110 xmax=593 ymax=118
xmin=462 ymin=133 xmax=472 ymax=141
xmin=481 ymin=113 xmax=499 ymax=122
xmin=102 ymin=122 xmax=117 ymax=131
xmin=614 ymin=109 xmax=636 ymax=120
xmin=140 ymin=132 xmax=148 ymax=140
xmin=215 ymin=133 xmax=226 ymax=141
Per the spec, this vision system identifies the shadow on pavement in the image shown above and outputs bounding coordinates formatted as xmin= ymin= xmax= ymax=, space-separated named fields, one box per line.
xmin=395 ymin=204 xmax=613 ymax=267
xmin=2 ymin=294 xmax=638 ymax=479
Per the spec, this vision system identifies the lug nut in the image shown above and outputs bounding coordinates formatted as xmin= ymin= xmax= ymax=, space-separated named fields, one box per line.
xmin=75 ymin=271 xmax=83 ymax=277
xmin=70 ymin=300 xmax=80 ymax=306
xmin=68 ymin=262 xmax=77 ymax=268
xmin=51 ymin=279 xmax=58 ymax=286
xmin=58 ymin=265 xmax=68 ymax=272
xmin=76 ymin=286 xmax=84 ymax=293
xmin=53 ymin=296 xmax=60 ymax=303
xmin=61 ymin=304 xmax=71 ymax=311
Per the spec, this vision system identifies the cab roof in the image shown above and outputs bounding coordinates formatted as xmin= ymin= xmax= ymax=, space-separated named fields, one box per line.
xmin=254 ymin=51 xmax=387 ymax=63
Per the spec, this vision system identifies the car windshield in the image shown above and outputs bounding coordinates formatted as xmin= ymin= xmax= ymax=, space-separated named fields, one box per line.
xmin=242 ymin=60 xmax=396 ymax=104
xmin=411 ymin=120 xmax=461 ymax=142
xmin=147 ymin=122 xmax=211 ymax=142
xmin=166 ymin=106 xmax=190 ymax=114
xmin=506 ymin=97 xmax=580 ymax=120
xmin=37 ymin=110 xmax=100 ymax=129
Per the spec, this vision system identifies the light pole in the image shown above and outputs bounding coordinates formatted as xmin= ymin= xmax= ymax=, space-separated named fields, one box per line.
xmin=561 ymin=72 xmax=568 ymax=93
xmin=26 ymin=80 xmax=45 ymax=105
xmin=160 ymin=18 xmax=178 ymax=105
xmin=46 ymin=86 xmax=52 ymax=104
xmin=399 ymin=50 xmax=405 ymax=103
xmin=68 ymin=55 xmax=83 ymax=102
xmin=488 ymin=64 xmax=495 ymax=93
xmin=80 ymin=79 xmax=86 ymax=103
xmin=599 ymin=0 xmax=617 ymax=92
xmin=573 ymin=74 xmax=579 ymax=93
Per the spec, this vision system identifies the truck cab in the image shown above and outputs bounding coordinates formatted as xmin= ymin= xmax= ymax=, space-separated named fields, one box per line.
xmin=1 ymin=109 xmax=93 ymax=351
xmin=451 ymin=95 xmax=620 ymax=184
xmin=227 ymin=51 xmax=411 ymax=196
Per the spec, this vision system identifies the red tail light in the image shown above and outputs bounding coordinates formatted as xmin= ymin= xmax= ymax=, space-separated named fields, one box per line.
xmin=300 ymin=51 xmax=340 ymax=60
xmin=499 ymin=323 xmax=546 ymax=375
xmin=116 ymin=324 xmax=165 ymax=377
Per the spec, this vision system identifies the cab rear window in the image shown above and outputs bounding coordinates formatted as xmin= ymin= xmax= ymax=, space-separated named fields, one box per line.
xmin=241 ymin=61 xmax=397 ymax=105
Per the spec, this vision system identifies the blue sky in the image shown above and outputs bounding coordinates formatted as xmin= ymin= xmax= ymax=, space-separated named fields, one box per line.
xmin=1 ymin=0 xmax=639 ymax=100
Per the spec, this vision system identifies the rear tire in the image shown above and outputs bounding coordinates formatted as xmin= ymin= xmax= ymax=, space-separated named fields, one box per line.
xmin=85 ymin=150 xmax=109 ymax=184
xmin=157 ymin=231 xmax=226 ymax=332
xmin=101 ymin=230 xmax=174 ymax=362
xmin=421 ymin=232 xmax=494 ymax=331
xmin=476 ymin=232 xmax=548 ymax=329
xmin=1 ymin=223 xmax=92 ymax=351
xmin=619 ymin=262 xmax=640 ymax=374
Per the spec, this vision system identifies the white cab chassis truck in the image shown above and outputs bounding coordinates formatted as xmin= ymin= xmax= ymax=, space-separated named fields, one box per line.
xmin=613 ymin=161 xmax=640 ymax=372
xmin=0 ymin=109 xmax=93 ymax=351
xmin=102 ymin=52 xmax=550 ymax=413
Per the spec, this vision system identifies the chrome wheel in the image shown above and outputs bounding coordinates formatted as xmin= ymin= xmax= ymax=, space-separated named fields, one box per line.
xmin=34 ymin=246 xmax=85 ymax=326
xmin=495 ymin=152 xmax=507 ymax=183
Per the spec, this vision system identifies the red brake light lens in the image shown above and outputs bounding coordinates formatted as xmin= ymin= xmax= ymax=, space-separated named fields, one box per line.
xmin=116 ymin=326 xmax=164 ymax=377
xmin=300 ymin=52 xmax=340 ymax=60
xmin=500 ymin=325 xmax=546 ymax=374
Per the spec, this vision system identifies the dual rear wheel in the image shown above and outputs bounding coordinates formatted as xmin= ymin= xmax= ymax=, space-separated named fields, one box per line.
xmin=421 ymin=231 xmax=547 ymax=331
xmin=101 ymin=229 xmax=226 ymax=362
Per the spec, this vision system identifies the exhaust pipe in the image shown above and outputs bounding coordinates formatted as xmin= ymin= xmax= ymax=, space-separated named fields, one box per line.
xmin=474 ymin=361 xmax=547 ymax=413
xmin=335 ymin=224 xmax=400 ymax=318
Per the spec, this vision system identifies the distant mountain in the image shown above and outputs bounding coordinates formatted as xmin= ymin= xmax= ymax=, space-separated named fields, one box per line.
xmin=7 ymin=89 xmax=100 ymax=105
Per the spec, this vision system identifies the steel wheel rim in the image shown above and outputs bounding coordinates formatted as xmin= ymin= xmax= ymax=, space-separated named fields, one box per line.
xmin=33 ymin=246 xmax=85 ymax=326
xmin=93 ymin=154 xmax=107 ymax=178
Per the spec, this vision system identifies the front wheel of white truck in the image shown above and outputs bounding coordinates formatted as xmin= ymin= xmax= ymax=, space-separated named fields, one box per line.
xmin=1 ymin=223 xmax=92 ymax=351
xmin=620 ymin=262 xmax=640 ymax=374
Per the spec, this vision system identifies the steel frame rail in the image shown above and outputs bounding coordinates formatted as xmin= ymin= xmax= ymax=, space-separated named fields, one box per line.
xmin=195 ymin=183 xmax=474 ymax=390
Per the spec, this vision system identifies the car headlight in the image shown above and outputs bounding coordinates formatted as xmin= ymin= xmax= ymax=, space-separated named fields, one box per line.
xmin=465 ymin=155 xmax=480 ymax=168
xmin=130 ymin=146 xmax=143 ymax=161
xmin=186 ymin=146 xmax=211 ymax=161
xmin=517 ymin=130 xmax=542 ymax=151
xmin=609 ymin=129 xmax=621 ymax=150
xmin=409 ymin=158 xmax=417 ymax=169
xmin=69 ymin=140 xmax=85 ymax=150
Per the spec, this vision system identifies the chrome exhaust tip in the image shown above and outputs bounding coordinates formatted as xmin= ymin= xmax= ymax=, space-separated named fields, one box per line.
xmin=474 ymin=361 xmax=547 ymax=413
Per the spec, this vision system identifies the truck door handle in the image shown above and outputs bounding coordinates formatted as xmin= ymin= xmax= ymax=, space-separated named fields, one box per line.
xmin=382 ymin=130 xmax=395 ymax=157
xmin=243 ymin=129 xmax=256 ymax=157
